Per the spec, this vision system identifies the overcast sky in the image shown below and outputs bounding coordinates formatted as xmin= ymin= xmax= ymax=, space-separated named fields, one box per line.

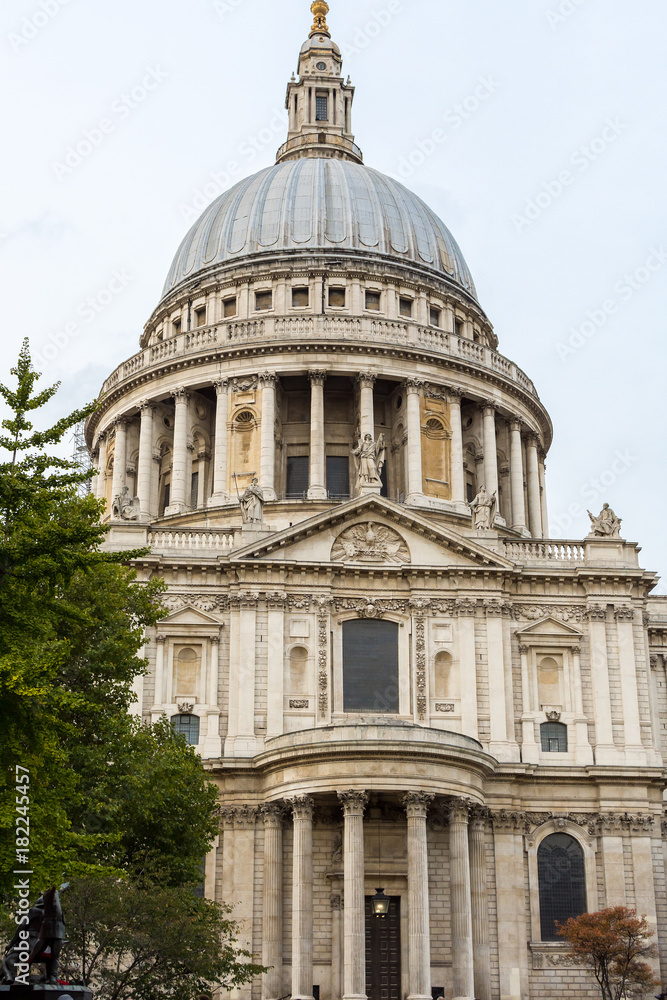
xmin=1 ymin=0 xmax=665 ymax=588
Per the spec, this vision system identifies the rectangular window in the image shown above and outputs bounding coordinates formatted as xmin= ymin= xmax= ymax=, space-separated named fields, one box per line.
xmin=454 ymin=319 xmax=463 ymax=337
xmin=430 ymin=306 xmax=441 ymax=327
xmin=173 ymin=319 xmax=181 ymax=335
xmin=195 ymin=307 xmax=206 ymax=327
xmin=326 ymin=456 xmax=350 ymax=499
xmin=190 ymin=471 xmax=199 ymax=510
xmin=365 ymin=291 xmax=381 ymax=311
xmin=286 ymin=455 xmax=310 ymax=498
xmin=223 ymin=296 xmax=237 ymax=318
xmin=255 ymin=290 xmax=273 ymax=311
xmin=316 ymin=95 xmax=328 ymax=121
xmin=343 ymin=619 xmax=399 ymax=713
xmin=292 ymin=286 xmax=309 ymax=308
xmin=399 ymin=297 xmax=413 ymax=318
xmin=329 ymin=286 xmax=346 ymax=308
xmin=160 ymin=483 xmax=170 ymax=515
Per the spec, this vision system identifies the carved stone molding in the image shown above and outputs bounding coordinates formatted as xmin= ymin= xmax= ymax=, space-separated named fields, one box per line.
xmin=228 ymin=591 xmax=260 ymax=608
xmin=469 ymin=805 xmax=492 ymax=832
xmin=455 ymin=598 xmax=478 ymax=617
xmin=332 ymin=522 xmax=410 ymax=565
xmin=614 ymin=606 xmax=635 ymax=621
xmin=448 ymin=797 xmax=474 ymax=825
xmin=172 ymin=388 xmax=189 ymax=403
xmin=330 ymin=894 xmax=343 ymax=911
xmin=289 ymin=699 xmax=309 ymax=709
xmin=318 ymin=607 xmax=329 ymax=715
xmin=161 ymin=593 xmax=228 ymax=614
xmin=337 ymin=790 xmax=369 ymax=815
xmin=404 ymin=378 xmax=425 ymax=394
xmin=258 ymin=371 xmax=278 ymax=386
xmin=259 ymin=802 xmax=287 ymax=826
xmin=484 ymin=599 xmax=511 ymax=617
xmin=177 ymin=700 xmax=195 ymax=714
xmin=334 ymin=597 xmax=407 ymax=618
xmin=288 ymin=795 xmax=315 ymax=820
xmin=586 ymin=605 xmax=607 ymax=621
xmin=220 ymin=805 xmax=258 ymax=828
xmin=414 ymin=613 xmax=427 ymax=721
xmin=229 ymin=375 xmax=258 ymax=392
xmin=266 ymin=591 xmax=288 ymax=609
xmin=516 ymin=604 xmax=587 ymax=623
xmin=308 ymin=370 xmax=327 ymax=386
xmin=288 ymin=595 xmax=314 ymax=611
xmin=408 ymin=597 xmax=432 ymax=612
xmin=356 ymin=372 xmax=377 ymax=388
xmin=139 ymin=399 xmax=156 ymax=414
xmin=156 ymin=634 xmax=166 ymax=644
xmin=435 ymin=703 xmax=456 ymax=713
xmin=214 ymin=378 xmax=230 ymax=395
xmin=403 ymin=791 xmax=434 ymax=818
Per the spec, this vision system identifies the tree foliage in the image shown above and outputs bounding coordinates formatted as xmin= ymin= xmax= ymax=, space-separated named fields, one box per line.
xmin=557 ymin=906 xmax=661 ymax=1000
xmin=60 ymin=877 xmax=265 ymax=1000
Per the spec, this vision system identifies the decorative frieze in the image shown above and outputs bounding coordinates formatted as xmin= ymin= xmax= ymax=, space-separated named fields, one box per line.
xmin=614 ymin=606 xmax=635 ymax=621
xmin=435 ymin=703 xmax=456 ymax=713
xmin=318 ymin=607 xmax=329 ymax=715
xmin=516 ymin=604 xmax=588 ymax=622
xmin=333 ymin=597 xmax=408 ymax=617
xmin=289 ymin=699 xmax=310 ymax=709
xmin=455 ymin=598 xmax=478 ymax=617
xmin=415 ymin=613 xmax=427 ymax=720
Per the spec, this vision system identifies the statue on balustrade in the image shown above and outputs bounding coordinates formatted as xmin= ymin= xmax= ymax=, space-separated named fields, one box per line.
xmin=353 ymin=432 xmax=386 ymax=488
xmin=587 ymin=502 xmax=622 ymax=538
xmin=468 ymin=485 xmax=497 ymax=530
xmin=239 ymin=477 xmax=264 ymax=523
xmin=112 ymin=485 xmax=140 ymax=521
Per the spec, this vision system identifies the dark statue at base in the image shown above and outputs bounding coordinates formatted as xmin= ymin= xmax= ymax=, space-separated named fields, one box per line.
xmin=0 ymin=887 xmax=90 ymax=1000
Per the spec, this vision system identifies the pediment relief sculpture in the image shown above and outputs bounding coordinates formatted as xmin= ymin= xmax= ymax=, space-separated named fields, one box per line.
xmin=331 ymin=521 xmax=410 ymax=564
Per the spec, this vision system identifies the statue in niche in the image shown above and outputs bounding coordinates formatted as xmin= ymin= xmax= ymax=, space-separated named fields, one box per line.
xmin=587 ymin=503 xmax=622 ymax=538
xmin=112 ymin=485 xmax=140 ymax=521
xmin=468 ymin=485 xmax=497 ymax=530
xmin=352 ymin=432 xmax=386 ymax=487
xmin=239 ymin=477 xmax=264 ymax=523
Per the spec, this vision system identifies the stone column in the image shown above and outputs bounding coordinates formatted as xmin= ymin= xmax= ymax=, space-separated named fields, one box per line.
xmin=338 ymin=790 xmax=369 ymax=1000
xmin=525 ymin=435 xmax=542 ymax=538
xmin=262 ymin=803 xmax=285 ymax=1000
xmin=449 ymin=799 xmax=474 ymax=1000
xmin=259 ymin=373 xmax=278 ymax=501
xmin=481 ymin=403 xmax=499 ymax=499
xmin=448 ymin=388 xmax=466 ymax=507
xmin=405 ymin=379 xmax=424 ymax=503
xmin=95 ymin=431 xmax=108 ymax=504
xmin=492 ymin=815 xmax=527 ymax=1000
xmin=615 ymin=607 xmax=646 ymax=764
xmin=538 ymin=453 xmax=549 ymax=537
xmin=404 ymin=792 xmax=434 ymax=1000
xmin=211 ymin=378 xmax=230 ymax=504
xmin=308 ymin=371 xmax=327 ymax=500
xmin=357 ymin=373 xmax=376 ymax=440
xmin=111 ymin=417 xmax=128 ymax=505
xmin=166 ymin=389 xmax=190 ymax=514
xmin=457 ymin=602 xmax=478 ymax=739
xmin=137 ymin=401 xmax=155 ymax=520
xmin=469 ymin=809 xmax=491 ymax=1000
xmin=509 ymin=421 xmax=527 ymax=534
xmin=290 ymin=796 xmax=315 ymax=1000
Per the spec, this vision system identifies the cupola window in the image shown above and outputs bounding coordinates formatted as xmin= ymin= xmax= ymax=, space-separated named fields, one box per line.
xmin=195 ymin=307 xmax=206 ymax=327
xmin=328 ymin=287 xmax=346 ymax=308
xmin=365 ymin=291 xmax=381 ymax=311
xmin=292 ymin=287 xmax=310 ymax=308
xmin=399 ymin=297 xmax=413 ymax=318
xmin=454 ymin=319 xmax=463 ymax=337
xmin=316 ymin=94 xmax=329 ymax=121
xmin=255 ymin=291 xmax=273 ymax=311
xmin=223 ymin=296 xmax=237 ymax=318
xmin=173 ymin=318 xmax=182 ymax=335
xmin=430 ymin=307 xmax=441 ymax=327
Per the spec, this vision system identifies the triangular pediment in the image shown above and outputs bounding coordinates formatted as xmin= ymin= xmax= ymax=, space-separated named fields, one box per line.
xmin=516 ymin=616 xmax=583 ymax=638
xmin=161 ymin=605 xmax=222 ymax=626
xmin=230 ymin=495 xmax=514 ymax=571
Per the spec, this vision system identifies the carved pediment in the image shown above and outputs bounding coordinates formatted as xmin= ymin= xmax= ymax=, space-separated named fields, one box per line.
xmin=516 ymin=616 xmax=583 ymax=644
xmin=160 ymin=605 xmax=223 ymax=626
xmin=331 ymin=522 xmax=410 ymax=565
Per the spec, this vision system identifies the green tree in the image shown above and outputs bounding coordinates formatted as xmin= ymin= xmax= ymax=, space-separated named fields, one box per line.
xmin=557 ymin=906 xmax=661 ymax=1000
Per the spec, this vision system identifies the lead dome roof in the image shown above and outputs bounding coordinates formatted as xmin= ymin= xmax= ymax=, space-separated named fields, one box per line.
xmin=162 ymin=157 xmax=478 ymax=301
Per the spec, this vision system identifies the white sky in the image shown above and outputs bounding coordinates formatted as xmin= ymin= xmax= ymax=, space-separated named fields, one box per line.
xmin=1 ymin=0 xmax=665 ymax=589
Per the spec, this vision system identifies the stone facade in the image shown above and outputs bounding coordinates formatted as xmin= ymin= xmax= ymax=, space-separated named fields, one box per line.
xmin=86 ymin=6 xmax=667 ymax=1000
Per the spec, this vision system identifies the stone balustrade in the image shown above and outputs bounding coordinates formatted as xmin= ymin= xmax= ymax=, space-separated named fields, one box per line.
xmin=147 ymin=527 xmax=240 ymax=553
xmin=503 ymin=539 xmax=586 ymax=563
xmin=101 ymin=315 xmax=539 ymax=399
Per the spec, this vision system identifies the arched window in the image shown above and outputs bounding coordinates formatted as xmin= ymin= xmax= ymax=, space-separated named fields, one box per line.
xmin=537 ymin=833 xmax=586 ymax=940
xmin=541 ymin=721 xmax=568 ymax=752
xmin=342 ymin=619 xmax=399 ymax=714
xmin=172 ymin=714 xmax=200 ymax=746
xmin=289 ymin=645 xmax=309 ymax=695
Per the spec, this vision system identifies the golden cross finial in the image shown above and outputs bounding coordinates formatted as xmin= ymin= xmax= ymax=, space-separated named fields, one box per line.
xmin=310 ymin=0 xmax=330 ymax=35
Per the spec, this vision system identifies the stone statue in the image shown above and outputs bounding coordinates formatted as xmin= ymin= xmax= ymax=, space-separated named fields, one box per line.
xmin=468 ymin=485 xmax=497 ymax=530
xmin=112 ymin=485 xmax=140 ymax=521
xmin=587 ymin=503 xmax=622 ymax=538
xmin=1 ymin=885 xmax=67 ymax=985
xmin=352 ymin=432 xmax=386 ymax=487
xmin=240 ymin=477 xmax=264 ymax=523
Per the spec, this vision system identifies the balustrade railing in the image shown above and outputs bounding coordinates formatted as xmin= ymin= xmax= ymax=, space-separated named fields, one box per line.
xmin=503 ymin=539 xmax=586 ymax=563
xmin=147 ymin=528 xmax=240 ymax=552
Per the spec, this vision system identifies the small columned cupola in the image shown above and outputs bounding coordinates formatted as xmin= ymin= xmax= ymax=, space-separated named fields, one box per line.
xmin=276 ymin=1 xmax=363 ymax=165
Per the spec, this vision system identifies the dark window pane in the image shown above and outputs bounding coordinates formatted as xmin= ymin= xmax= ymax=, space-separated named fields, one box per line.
xmin=223 ymin=297 xmax=237 ymax=317
xmin=329 ymin=287 xmax=346 ymax=307
xmin=326 ymin=456 xmax=350 ymax=499
xmin=399 ymin=297 xmax=413 ymax=318
xmin=292 ymin=287 xmax=309 ymax=307
xmin=366 ymin=291 xmax=381 ymax=311
xmin=193 ymin=857 xmax=206 ymax=898
xmin=256 ymin=291 xmax=272 ymax=311
xmin=172 ymin=714 xmax=200 ymax=746
xmin=161 ymin=483 xmax=170 ymax=515
xmin=430 ymin=307 xmax=441 ymax=327
xmin=316 ymin=95 xmax=328 ymax=121
xmin=287 ymin=456 xmax=309 ymax=498
xmin=538 ymin=834 xmax=586 ymax=940
xmin=541 ymin=722 xmax=568 ymax=752
xmin=190 ymin=471 xmax=199 ymax=510
xmin=343 ymin=619 xmax=399 ymax=713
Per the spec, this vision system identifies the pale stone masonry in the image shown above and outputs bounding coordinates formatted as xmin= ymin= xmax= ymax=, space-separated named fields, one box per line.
xmin=86 ymin=5 xmax=667 ymax=1000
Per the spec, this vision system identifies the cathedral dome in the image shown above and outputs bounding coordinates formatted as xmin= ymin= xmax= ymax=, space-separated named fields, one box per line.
xmin=161 ymin=157 xmax=478 ymax=301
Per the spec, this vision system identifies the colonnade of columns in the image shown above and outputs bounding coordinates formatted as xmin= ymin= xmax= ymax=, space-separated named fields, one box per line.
xmin=96 ymin=373 xmax=547 ymax=537
xmin=257 ymin=792 xmax=490 ymax=1000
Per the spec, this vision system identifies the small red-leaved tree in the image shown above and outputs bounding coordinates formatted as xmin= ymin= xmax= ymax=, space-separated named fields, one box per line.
xmin=557 ymin=906 xmax=661 ymax=1000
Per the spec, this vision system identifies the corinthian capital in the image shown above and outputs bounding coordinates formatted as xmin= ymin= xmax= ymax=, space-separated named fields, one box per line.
xmin=356 ymin=372 xmax=377 ymax=388
xmin=403 ymin=791 xmax=434 ymax=818
xmin=337 ymin=790 xmax=369 ymax=815
xmin=288 ymin=795 xmax=314 ymax=820
xmin=308 ymin=370 xmax=327 ymax=386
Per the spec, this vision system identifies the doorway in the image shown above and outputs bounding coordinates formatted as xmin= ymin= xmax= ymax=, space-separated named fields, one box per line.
xmin=365 ymin=896 xmax=401 ymax=1000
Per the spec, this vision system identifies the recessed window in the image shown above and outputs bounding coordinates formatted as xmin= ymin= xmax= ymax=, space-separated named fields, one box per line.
xmin=454 ymin=319 xmax=463 ymax=337
xmin=190 ymin=471 xmax=199 ymax=510
xmin=255 ymin=291 xmax=273 ymax=311
xmin=343 ymin=619 xmax=399 ymax=713
xmin=329 ymin=286 xmax=346 ymax=308
xmin=537 ymin=834 xmax=586 ymax=940
xmin=540 ymin=721 xmax=568 ymax=753
xmin=292 ymin=286 xmax=309 ymax=308
xmin=399 ymin=297 xmax=413 ymax=318
xmin=316 ymin=95 xmax=328 ymax=121
xmin=365 ymin=291 xmax=381 ymax=311
xmin=195 ymin=307 xmax=206 ymax=327
xmin=171 ymin=714 xmax=200 ymax=746
xmin=173 ymin=318 xmax=181 ymax=335
xmin=223 ymin=296 xmax=237 ymax=318
xmin=160 ymin=482 xmax=170 ymax=516
xmin=326 ymin=456 xmax=350 ymax=499
xmin=316 ymin=61 xmax=326 ymax=71
xmin=430 ymin=307 xmax=441 ymax=327
xmin=286 ymin=455 xmax=310 ymax=498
